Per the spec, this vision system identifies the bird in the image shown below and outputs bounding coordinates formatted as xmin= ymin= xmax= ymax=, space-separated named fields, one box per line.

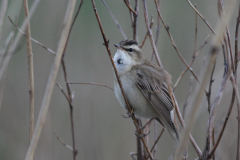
xmin=113 ymin=39 xmax=180 ymax=141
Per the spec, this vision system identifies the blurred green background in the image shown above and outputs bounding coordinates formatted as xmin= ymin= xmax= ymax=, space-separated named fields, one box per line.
xmin=0 ymin=0 xmax=239 ymax=159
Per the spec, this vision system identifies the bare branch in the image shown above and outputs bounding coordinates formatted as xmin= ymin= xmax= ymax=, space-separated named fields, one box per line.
xmin=53 ymin=132 xmax=74 ymax=151
xmin=124 ymin=0 xmax=137 ymax=15
xmin=230 ymin=75 xmax=240 ymax=160
xmin=23 ymin=0 xmax=35 ymax=141
xmin=25 ymin=0 xmax=77 ymax=159
xmin=0 ymin=0 xmax=8 ymax=39
xmin=139 ymin=17 xmax=154 ymax=49
xmin=207 ymin=57 xmax=217 ymax=113
xmin=67 ymin=82 xmax=113 ymax=91
xmin=173 ymin=33 xmax=211 ymax=91
xmin=175 ymin=0 xmax=237 ymax=158
xmin=154 ymin=0 xmax=200 ymax=85
xmin=208 ymin=88 xmax=235 ymax=158
xmin=142 ymin=0 xmax=162 ymax=67
xmin=235 ymin=4 xmax=240 ymax=71
xmin=150 ymin=128 xmax=165 ymax=152
xmin=187 ymin=0 xmax=215 ymax=35
xmin=8 ymin=17 xmax=55 ymax=55
xmin=56 ymin=82 xmax=71 ymax=104
xmin=91 ymin=0 xmax=153 ymax=159
xmin=182 ymin=76 xmax=193 ymax=120
xmin=132 ymin=0 xmax=139 ymax=41
xmin=1 ymin=0 xmax=41 ymax=82
xmin=193 ymin=4 xmax=198 ymax=57
xmin=102 ymin=0 xmax=127 ymax=39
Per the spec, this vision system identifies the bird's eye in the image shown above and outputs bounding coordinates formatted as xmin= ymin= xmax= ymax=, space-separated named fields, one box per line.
xmin=129 ymin=48 xmax=133 ymax=52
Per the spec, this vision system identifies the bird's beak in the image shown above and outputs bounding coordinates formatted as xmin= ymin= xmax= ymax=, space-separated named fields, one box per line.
xmin=114 ymin=44 xmax=121 ymax=49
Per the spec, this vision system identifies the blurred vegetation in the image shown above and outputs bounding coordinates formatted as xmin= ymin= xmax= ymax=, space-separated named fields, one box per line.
xmin=0 ymin=0 xmax=239 ymax=159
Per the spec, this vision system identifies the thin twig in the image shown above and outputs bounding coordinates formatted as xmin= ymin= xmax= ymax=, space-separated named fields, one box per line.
xmin=91 ymin=1 xmax=153 ymax=159
xmin=124 ymin=0 xmax=137 ymax=15
xmin=0 ymin=0 xmax=8 ymax=40
xmin=182 ymin=76 xmax=193 ymax=120
xmin=56 ymin=82 xmax=71 ymax=104
xmin=60 ymin=1 xmax=84 ymax=159
xmin=150 ymin=128 xmax=165 ymax=152
xmin=139 ymin=17 xmax=154 ymax=49
xmin=235 ymin=4 xmax=240 ymax=71
xmin=207 ymin=57 xmax=217 ymax=113
xmin=208 ymin=88 xmax=235 ymax=158
xmin=193 ymin=4 xmax=198 ymax=57
xmin=62 ymin=0 xmax=83 ymax=58
xmin=142 ymin=0 xmax=162 ymax=67
xmin=68 ymin=82 xmax=113 ymax=91
xmin=175 ymin=1 xmax=237 ymax=158
xmin=151 ymin=0 xmax=161 ymax=62
xmin=132 ymin=0 xmax=139 ymax=42
xmin=126 ymin=0 xmax=134 ymax=25
xmin=53 ymin=132 xmax=74 ymax=151
xmin=152 ymin=120 xmax=157 ymax=158
xmin=1 ymin=0 xmax=41 ymax=82
xmin=24 ymin=1 xmax=77 ymax=159
xmin=154 ymin=0 xmax=200 ymax=84
xmin=230 ymin=75 xmax=240 ymax=160
xmin=187 ymin=0 xmax=215 ymax=35
xmin=8 ymin=17 xmax=55 ymax=55
xmin=173 ymin=94 xmax=202 ymax=157
xmin=102 ymin=0 xmax=127 ymax=39
xmin=23 ymin=0 xmax=35 ymax=141
xmin=173 ymin=33 xmax=211 ymax=91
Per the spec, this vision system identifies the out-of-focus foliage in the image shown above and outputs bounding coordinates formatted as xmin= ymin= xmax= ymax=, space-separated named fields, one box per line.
xmin=0 ymin=0 xmax=239 ymax=159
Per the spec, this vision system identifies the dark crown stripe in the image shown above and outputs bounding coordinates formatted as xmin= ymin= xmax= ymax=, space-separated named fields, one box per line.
xmin=119 ymin=39 xmax=138 ymax=46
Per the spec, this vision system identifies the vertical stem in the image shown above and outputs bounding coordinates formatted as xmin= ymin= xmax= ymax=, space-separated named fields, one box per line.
xmin=137 ymin=119 xmax=142 ymax=160
xmin=133 ymin=0 xmax=139 ymax=42
xmin=24 ymin=0 xmax=77 ymax=159
xmin=23 ymin=0 xmax=34 ymax=141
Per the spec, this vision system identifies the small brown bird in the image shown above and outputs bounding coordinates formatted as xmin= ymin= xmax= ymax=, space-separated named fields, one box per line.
xmin=113 ymin=39 xmax=180 ymax=141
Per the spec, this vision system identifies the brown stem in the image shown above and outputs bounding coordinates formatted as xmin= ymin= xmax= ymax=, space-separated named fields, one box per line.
xmin=207 ymin=57 xmax=217 ymax=113
xmin=124 ymin=0 xmax=137 ymax=15
xmin=150 ymin=128 xmax=164 ymax=152
xmin=229 ymin=75 xmax=240 ymax=160
xmin=132 ymin=0 xmax=139 ymax=41
xmin=193 ymin=4 xmax=198 ymax=57
xmin=187 ymin=0 xmax=215 ymax=35
xmin=102 ymin=0 xmax=127 ymax=39
xmin=182 ymin=76 xmax=193 ymax=120
xmin=68 ymin=82 xmax=113 ymax=91
xmin=173 ymin=33 xmax=211 ymax=91
xmin=8 ymin=17 xmax=55 ymax=55
xmin=235 ymin=4 xmax=240 ymax=71
xmin=142 ymin=0 xmax=162 ymax=67
xmin=139 ymin=17 xmax=154 ymax=49
xmin=154 ymin=0 xmax=200 ymax=84
xmin=23 ymin=0 xmax=34 ymax=141
xmin=24 ymin=0 xmax=77 ymax=159
xmin=208 ymin=89 xmax=235 ymax=158
xmin=91 ymin=1 xmax=153 ymax=159
xmin=60 ymin=1 xmax=84 ymax=159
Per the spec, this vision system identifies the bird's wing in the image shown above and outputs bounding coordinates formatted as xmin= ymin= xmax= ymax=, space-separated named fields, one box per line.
xmin=132 ymin=62 xmax=179 ymax=138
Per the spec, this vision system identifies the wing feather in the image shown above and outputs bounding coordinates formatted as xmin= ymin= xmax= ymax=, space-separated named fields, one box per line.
xmin=132 ymin=62 xmax=179 ymax=139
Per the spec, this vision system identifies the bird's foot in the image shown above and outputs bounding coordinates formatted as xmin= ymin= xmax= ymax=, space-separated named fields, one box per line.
xmin=122 ymin=111 xmax=134 ymax=118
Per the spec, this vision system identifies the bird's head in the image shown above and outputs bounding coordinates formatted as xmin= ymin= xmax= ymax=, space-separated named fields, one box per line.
xmin=114 ymin=39 xmax=142 ymax=74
